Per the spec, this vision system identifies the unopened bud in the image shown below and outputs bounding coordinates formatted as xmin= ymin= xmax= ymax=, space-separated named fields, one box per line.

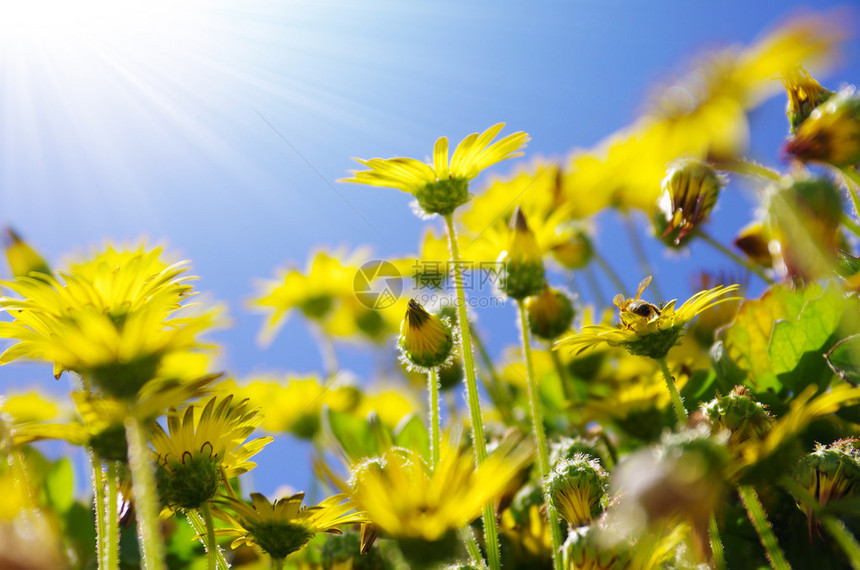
xmin=399 ymin=299 xmax=454 ymax=369
xmin=526 ymin=287 xmax=575 ymax=340
xmin=655 ymin=159 xmax=723 ymax=247
xmin=549 ymin=454 xmax=608 ymax=527
xmin=498 ymin=208 xmax=546 ymax=300
xmin=785 ymin=87 xmax=860 ymax=167
xmin=782 ymin=66 xmax=835 ymax=134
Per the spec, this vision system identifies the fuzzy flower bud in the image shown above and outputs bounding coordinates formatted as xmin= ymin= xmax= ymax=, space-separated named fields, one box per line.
xmin=399 ymin=299 xmax=455 ymax=369
xmin=701 ymin=386 xmax=772 ymax=446
xmin=785 ymin=87 xmax=860 ymax=167
xmin=498 ymin=208 xmax=546 ymax=300
xmin=563 ymin=526 xmax=632 ymax=570
xmin=526 ymin=287 xmax=575 ymax=340
xmin=549 ymin=454 xmax=608 ymax=527
xmin=782 ymin=66 xmax=835 ymax=134
xmin=551 ymin=226 xmax=594 ymax=269
xmin=655 ymin=159 xmax=723 ymax=247
xmin=3 ymin=227 xmax=51 ymax=279
xmin=794 ymin=439 xmax=860 ymax=516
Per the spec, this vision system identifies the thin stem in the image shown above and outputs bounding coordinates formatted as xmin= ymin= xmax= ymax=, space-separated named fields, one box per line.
xmin=738 ymin=485 xmax=791 ymax=570
xmin=458 ymin=526 xmax=485 ymax=567
xmin=443 ymin=213 xmax=500 ymax=570
xmin=518 ymin=302 xmax=564 ymax=570
xmin=822 ymin=516 xmax=860 ymax=570
xmin=91 ymin=452 xmax=108 ymax=569
xmin=709 ymin=512 xmax=726 ymax=570
xmin=841 ymin=213 xmax=860 ymax=240
xmin=125 ymin=416 xmax=167 ymax=570
xmin=622 ymin=212 xmax=665 ymax=301
xmin=696 ymin=230 xmax=774 ymax=285
xmin=187 ymin=510 xmax=230 ymax=570
xmin=593 ymin=251 xmax=628 ymax=297
xmin=657 ymin=357 xmax=687 ymax=426
xmin=201 ymin=503 xmax=219 ymax=570
xmin=105 ymin=462 xmax=120 ymax=570
xmin=838 ymin=166 xmax=860 ymax=221
xmin=583 ymin=265 xmax=607 ymax=308
xmin=428 ymin=367 xmax=441 ymax=469
xmin=716 ymin=159 xmax=783 ymax=183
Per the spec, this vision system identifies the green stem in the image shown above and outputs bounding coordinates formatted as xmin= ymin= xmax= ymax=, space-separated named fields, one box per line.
xmin=841 ymin=213 xmax=860 ymax=240
xmin=428 ymin=367 xmax=441 ymax=469
xmin=549 ymin=344 xmax=574 ymax=403
xmin=838 ymin=166 xmax=860 ymax=221
xmin=443 ymin=214 xmax=500 ymax=570
xmin=822 ymin=516 xmax=860 ymax=570
xmin=125 ymin=416 xmax=166 ymax=570
xmin=518 ymin=302 xmax=564 ymax=570
xmin=709 ymin=512 xmax=726 ymax=570
xmin=657 ymin=358 xmax=687 ymax=426
xmin=716 ymin=159 xmax=783 ymax=183
xmin=271 ymin=557 xmax=285 ymax=570
xmin=583 ymin=265 xmax=607 ymax=308
xmin=593 ymin=251 xmax=628 ymax=297
xmin=696 ymin=230 xmax=774 ymax=284
xmin=738 ymin=485 xmax=791 ymax=570
xmin=201 ymin=503 xmax=219 ymax=570
xmin=91 ymin=452 xmax=108 ymax=569
xmin=459 ymin=526 xmax=485 ymax=567
xmin=106 ymin=462 xmax=120 ymax=570
xmin=187 ymin=509 xmax=230 ymax=570
xmin=622 ymin=211 xmax=665 ymax=301
xmin=472 ymin=328 xmax=515 ymax=424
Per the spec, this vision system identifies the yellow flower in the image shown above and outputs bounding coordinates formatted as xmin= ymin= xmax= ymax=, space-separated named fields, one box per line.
xmin=213 ymin=492 xmax=365 ymax=561
xmin=342 ymin=123 xmax=529 ymax=216
xmin=561 ymin=16 xmax=839 ymax=213
xmin=0 ymin=244 xmax=217 ymax=398
xmin=349 ymin=438 xmax=532 ymax=542
xmin=151 ymin=395 xmax=273 ymax=509
xmin=557 ymin=277 xmax=738 ymax=359
xmin=0 ymin=391 xmax=61 ymax=424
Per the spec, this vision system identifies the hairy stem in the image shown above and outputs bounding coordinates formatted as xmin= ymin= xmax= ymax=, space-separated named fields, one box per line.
xmin=738 ymin=485 xmax=790 ymax=570
xmin=125 ymin=416 xmax=166 ymax=570
xmin=105 ymin=461 xmax=120 ymax=570
xmin=519 ymin=302 xmax=564 ymax=570
xmin=187 ymin=509 xmax=230 ymax=569
xmin=822 ymin=516 xmax=860 ymax=570
xmin=444 ymin=213 xmax=500 ymax=570
xmin=658 ymin=357 xmax=687 ymax=426
xmin=428 ymin=367 xmax=441 ymax=469
xmin=709 ymin=512 xmax=726 ymax=570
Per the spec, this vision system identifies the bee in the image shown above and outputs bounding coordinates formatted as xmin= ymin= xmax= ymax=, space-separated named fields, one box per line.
xmin=614 ymin=276 xmax=661 ymax=320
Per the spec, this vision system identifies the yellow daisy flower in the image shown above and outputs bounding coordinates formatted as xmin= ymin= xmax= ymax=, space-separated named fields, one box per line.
xmin=342 ymin=123 xmax=529 ymax=216
xmin=349 ymin=438 xmax=532 ymax=542
xmin=0 ymin=244 xmax=217 ymax=398
xmin=557 ymin=277 xmax=738 ymax=359
xmin=213 ymin=492 xmax=365 ymax=561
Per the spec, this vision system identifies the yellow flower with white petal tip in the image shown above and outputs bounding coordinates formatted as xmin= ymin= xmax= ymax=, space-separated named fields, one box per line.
xmin=349 ymin=437 xmax=532 ymax=542
xmin=342 ymin=124 xmax=529 ymax=216
xmin=557 ymin=277 xmax=739 ymax=359
xmin=212 ymin=492 xmax=365 ymax=562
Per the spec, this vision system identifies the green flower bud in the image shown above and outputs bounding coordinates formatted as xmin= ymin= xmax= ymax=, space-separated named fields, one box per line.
xmin=551 ymin=226 xmax=594 ymax=269
xmin=782 ymin=67 xmax=835 ymax=133
xmin=550 ymin=436 xmax=605 ymax=469
xmin=414 ymin=178 xmax=470 ymax=216
xmin=399 ymin=299 xmax=455 ymax=370
xmin=701 ymin=385 xmax=772 ymax=446
xmin=498 ymin=208 xmax=546 ymax=300
xmin=655 ymin=159 xmax=724 ymax=247
xmin=156 ymin=441 xmax=222 ymax=510
xmin=794 ymin=439 xmax=860 ymax=511
xmin=549 ymin=454 xmax=609 ymax=527
xmin=526 ymin=287 xmax=575 ymax=340
xmin=785 ymin=87 xmax=860 ymax=167
xmin=563 ymin=526 xmax=632 ymax=570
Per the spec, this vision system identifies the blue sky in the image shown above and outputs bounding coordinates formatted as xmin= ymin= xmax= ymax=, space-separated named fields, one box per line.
xmin=1 ymin=1 xmax=857 ymax=495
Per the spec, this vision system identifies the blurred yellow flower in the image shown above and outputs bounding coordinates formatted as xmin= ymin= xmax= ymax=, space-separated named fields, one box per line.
xmin=0 ymin=391 xmax=62 ymax=424
xmin=349 ymin=438 xmax=532 ymax=541
xmin=342 ymin=123 xmax=529 ymax=216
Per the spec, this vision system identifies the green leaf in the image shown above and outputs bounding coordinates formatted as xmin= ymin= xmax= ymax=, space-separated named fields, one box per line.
xmin=44 ymin=458 xmax=74 ymax=513
xmin=322 ymin=407 xmax=381 ymax=462
xmin=769 ymin=282 xmax=843 ymax=375
xmin=719 ymin=283 xmax=824 ymax=391
xmin=394 ymin=414 xmax=430 ymax=462
xmin=826 ymin=334 xmax=860 ymax=385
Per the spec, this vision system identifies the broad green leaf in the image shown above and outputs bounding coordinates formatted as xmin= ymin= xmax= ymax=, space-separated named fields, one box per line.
xmin=769 ymin=282 xmax=843 ymax=375
xmin=719 ymin=283 xmax=824 ymax=391
xmin=322 ymin=407 xmax=380 ymax=462
xmin=44 ymin=458 xmax=74 ymax=513
xmin=826 ymin=334 xmax=860 ymax=384
xmin=394 ymin=414 xmax=430 ymax=462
